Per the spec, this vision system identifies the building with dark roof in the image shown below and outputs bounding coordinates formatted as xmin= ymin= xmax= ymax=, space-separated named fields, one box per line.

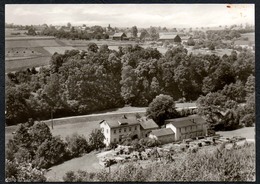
xmin=138 ymin=117 xmax=159 ymax=138
xmin=165 ymin=115 xmax=208 ymax=141
xmin=158 ymin=34 xmax=182 ymax=43
xmin=99 ymin=115 xmax=159 ymax=146
xmin=149 ymin=128 xmax=175 ymax=144
xmin=112 ymin=32 xmax=127 ymax=40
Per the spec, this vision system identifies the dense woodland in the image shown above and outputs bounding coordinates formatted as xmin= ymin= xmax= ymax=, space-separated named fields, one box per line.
xmin=6 ymin=43 xmax=255 ymax=130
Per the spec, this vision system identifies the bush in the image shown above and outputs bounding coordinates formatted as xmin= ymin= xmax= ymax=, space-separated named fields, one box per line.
xmin=66 ymin=133 xmax=90 ymax=157
xmin=63 ymin=143 xmax=255 ymax=182
xmin=5 ymin=160 xmax=46 ymax=182
xmin=34 ymin=136 xmax=68 ymax=168
xmin=88 ymin=129 xmax=105 ymax=150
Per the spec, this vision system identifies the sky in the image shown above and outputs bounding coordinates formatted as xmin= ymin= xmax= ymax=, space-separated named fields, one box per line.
xmin=5 ymin=4 xmax=255 ymax=28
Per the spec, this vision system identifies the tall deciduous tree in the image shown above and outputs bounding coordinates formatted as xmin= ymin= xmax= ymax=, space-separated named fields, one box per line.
xmin=89 ymin=129 xmax=105 ymax=150
xmin=146 ymin=94 xmax=178 ymax=126
xmin=131 ymin=26 xmax=138 ymax=38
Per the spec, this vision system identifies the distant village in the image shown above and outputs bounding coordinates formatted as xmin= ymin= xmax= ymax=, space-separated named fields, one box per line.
xmin=5 ymin=22 xmax=255 ymax=51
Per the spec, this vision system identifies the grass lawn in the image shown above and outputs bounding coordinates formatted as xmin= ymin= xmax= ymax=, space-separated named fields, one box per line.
xmin=217 ymin=127 xmax=255 ymax=140
xmin=51 ymin=120 xmax=100 ymax=140
xmin=45 ymin=151 xmax=103 ymax=182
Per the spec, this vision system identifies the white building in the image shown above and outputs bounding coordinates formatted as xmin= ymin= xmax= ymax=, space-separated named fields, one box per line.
xmin=165 ymin=115 xmax=208 ymax=141
xmin=100 ymin=115 xmax=159 ymax=146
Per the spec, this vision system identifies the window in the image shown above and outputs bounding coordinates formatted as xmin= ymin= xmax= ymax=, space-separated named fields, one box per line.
xmin=124 ymin=128 xmax=126 ymax=132
xmin=119 ymin=129 xmax=121 ymax=133
xmin=114 ymin=129 xmax=116 ymax=134
xmin=135 ymin=126 xmax=137 ymax=130
xmin=129 ymin=127 xmax=131 ymax=131
xmin=114 ymin=138 xmax=117 ymax=142
xmin=181 ymin=128 xmax=185 ymax=133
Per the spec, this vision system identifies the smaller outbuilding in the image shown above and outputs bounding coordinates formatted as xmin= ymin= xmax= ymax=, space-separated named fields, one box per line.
xmin=149 ymin=128 xmax=175 ymax=144
xmin=158 ymin=34 xmax=182 ymax=43
xmin=139 ymin=117 xmax=159 ymax=138
xmin=112 ymin=32 xmax=127 ymax=40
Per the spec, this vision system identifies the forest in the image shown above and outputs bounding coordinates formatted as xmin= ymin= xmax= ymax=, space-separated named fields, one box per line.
xmin=6 ymin=43 xmax=255 ymax=130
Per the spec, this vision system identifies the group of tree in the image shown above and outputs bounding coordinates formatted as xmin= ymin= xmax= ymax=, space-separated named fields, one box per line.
xmin=40 ymin=25 xmax=109 ymax=40
xmin=6 ymin=120 xmax=105 ymax=182
xmin=6 ymin=43 xmax=255 ymax=130
xmin=197 ymin=74 xmax=255 ymax=131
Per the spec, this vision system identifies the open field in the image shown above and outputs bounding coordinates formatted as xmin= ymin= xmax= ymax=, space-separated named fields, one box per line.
xmin=217 ymin=127 xmax=255 ymax=140
xmin=5 ymin=35 xmax=235 ymax=72
xmin=45 ymin=151 xmax=103 ymax=181
xmin=5 ymin=28 xmax=27 ymax=37
xmin=5 ymin=37 xmax=76 ymax=72
xmin=241 ymin=33 xmax=255 ymax=42
xmin=5 ymin=56 xmax=51 ymax=72
xmin=43 ymin=46 xmax=76 ymax=55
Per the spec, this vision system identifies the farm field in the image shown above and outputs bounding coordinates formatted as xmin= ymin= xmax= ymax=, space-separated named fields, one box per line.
xmin=5 ymin=56 xmax=51 ymax=72
xmin=5 ymin=35 xmax=235 ymax=73
xmin=5 ymin=37 xmax=75 ymax=72
xmin=5 ymin=28 xmax=27 ymax=37
xmin=43 ymin=46 xmax=76 ymax=55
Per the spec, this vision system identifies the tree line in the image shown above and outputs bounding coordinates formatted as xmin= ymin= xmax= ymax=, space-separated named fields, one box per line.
xmin=6 ymin=43 xmax=255 ymax=130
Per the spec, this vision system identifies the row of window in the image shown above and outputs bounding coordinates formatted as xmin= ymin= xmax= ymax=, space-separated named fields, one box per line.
xmin=181 ymin=131 xmax=203 ymax=139
xmin=113 ymin=126 xmax=137 ymax=134
xmin=180 ymin=125 xmax=202 ymax=133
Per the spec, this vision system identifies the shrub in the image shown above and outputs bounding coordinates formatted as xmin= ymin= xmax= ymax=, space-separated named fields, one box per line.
xmin=34 ymin=136 xmax=68 ymax=168
xmin=66 ymin=133 xmax=90 ymax=157
xmin=89 ymin=129 xmax=105 ymax=150
xmin=5 ymin=160 xmax=46 ymax=182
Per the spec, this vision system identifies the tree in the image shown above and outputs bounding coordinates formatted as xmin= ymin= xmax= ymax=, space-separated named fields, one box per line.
xmin=146 ymin=94 xmax=178 ymax=126
xmin=245 ymin=74 xmax=255 ymax=97
xmin=187 ymin=37 xmax=195 ymax=46
xmin=5 ymin=86 xmax=30 ymax=125
xmin=50 ymin=52 xmax=63 ymax=73
xmin=87 ymin=42 xmax=99 ymax=53
xmin=149 ymin=27 xmax=159 ymax=41
xmin=196 ymin=92 xmax=227 ymax=130
xmin=34 ymin=136 xmax=68 ymax=168
xmin=5 ymin=160 xmax=46 ymax=182
xmin=66 ymin=133 xmax=90 ymax=157
xmin=12 ymin=124 xmax=31 ymax=149
xmin=30 ymin=122 xmax=52 ymax=148
xmin=27 ymin=26 xmax=36 ymax=35
xmin=208 ymin=43 xmax=215 ymax=50
xmin=131 ymin=26 xmax=138 ymax=38
xmin=89 ymin=129 xmax=105 ymax=150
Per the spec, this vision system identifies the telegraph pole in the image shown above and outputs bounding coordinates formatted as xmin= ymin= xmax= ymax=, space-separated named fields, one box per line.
xmin=51 ymin=109 xmax=54 ymax=129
